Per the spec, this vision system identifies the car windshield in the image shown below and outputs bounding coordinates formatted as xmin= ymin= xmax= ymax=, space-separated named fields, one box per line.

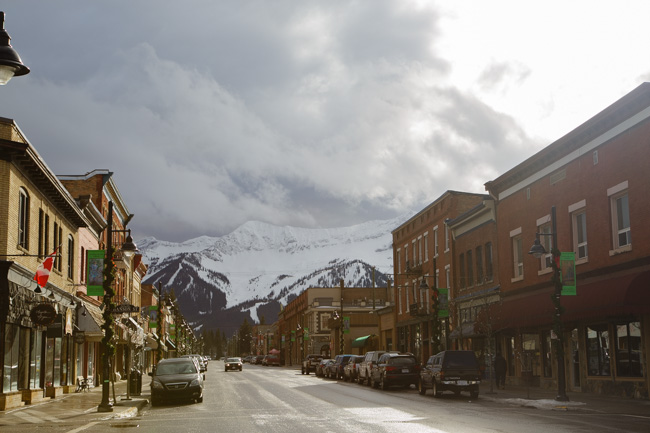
xmin=389 ymin=357 xmax=416 ymax=366
xmin=226 ymin=358 xmax=240 ymax=362
xmin=156 ymin=362 xmax=197 ymax=375
xmin=445 ymin=352 xmax=479 ymax=369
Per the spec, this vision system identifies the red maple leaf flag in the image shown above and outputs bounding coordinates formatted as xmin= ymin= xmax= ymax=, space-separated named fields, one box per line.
xmin=34 ymin=248 xmax=58 ymax=288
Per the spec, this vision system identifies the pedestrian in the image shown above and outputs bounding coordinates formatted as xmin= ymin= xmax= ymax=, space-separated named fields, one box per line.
xmin=495 ymin=352 xmax=507 ymax=389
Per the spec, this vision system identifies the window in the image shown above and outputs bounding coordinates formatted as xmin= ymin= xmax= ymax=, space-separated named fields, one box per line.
xmin=466 ymin=250 xmax=474 ymax=287
xmin=444 ymin=225 xmax=450 ymax=252
xmin=538 ymin=223 xmax=553 ymax=271
xmin=433 ymin=226 xmax=439 ymax=256
xmin=44 ymin=214 xmax=50 ymax=255
xmin=476 ymin=245 xmax=484 ymax=284
xmin=397 ymin=249 xmax=401 ymax=274
xmin=398 ymin=286 xmax=402 ymax=314
xmin=572 ymin=210 xmax=588 ymax=260
xmin=615 ymin=322 xmax=642 ymax=377
xmin=18 ymin=188 xmax=30 ymax=249
xmin=485 ymin=242 xmax=493 ymax=281
xmin=542 ymin=332 xmax=553 ymax=378
xmin=404 ymin=245 xmax=409 ymax=270
xmin=608 ymin=182 xmax=631 ymax=251
xmin=511 ymin=230 xmax=523 ymax=280
xmin=613 ymin=194 xmax=631 ymax=248
xmin=67 ymin=235 xmax=74 ymax=280
xmin=424 ymin=233 xmax=429 ymax=262
xmin=53 ymin=223 xmax=63 ymax=271
xmin=412 ymin=241 xmax=417 ymax=266
xmin=459 ymin=253 xmax=465 ymax=289
xmin=417 ymin=237 xmax=423 ymax=264
xmin=586 ymin=325 xmax=610 ymax=376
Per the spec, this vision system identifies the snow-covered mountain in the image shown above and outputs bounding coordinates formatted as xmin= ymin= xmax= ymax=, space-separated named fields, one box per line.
xmin=138 ymin=215 xmax=408 ymax=336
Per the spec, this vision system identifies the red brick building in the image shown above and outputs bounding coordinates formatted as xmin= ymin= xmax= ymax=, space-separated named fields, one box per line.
xmin=391 ymin=191 xmax=486 ymax=364
xmin=485 ymin=83 xmax=650 ymax=398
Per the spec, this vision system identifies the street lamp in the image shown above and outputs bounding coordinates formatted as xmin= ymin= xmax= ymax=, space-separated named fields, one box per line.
xmin=0 ymin=12 xmax=30 ymax=85
xmin=528 ymin=206 xmax=569 ymax=402
xmin=98 ymin=201 xmax=139 ymax=412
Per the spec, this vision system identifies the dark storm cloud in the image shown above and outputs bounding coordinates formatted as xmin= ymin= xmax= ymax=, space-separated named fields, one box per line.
xmin=0 ymin=2 xmax=547 ymax=242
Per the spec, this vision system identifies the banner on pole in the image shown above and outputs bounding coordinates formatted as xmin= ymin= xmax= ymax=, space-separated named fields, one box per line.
xmin=86 ymin=250 xmax=105 ymax=296
xmin=438 ymin=288 xmax=449 ymax=318
xmin=560 ymin=252 xmax=577 ymax=295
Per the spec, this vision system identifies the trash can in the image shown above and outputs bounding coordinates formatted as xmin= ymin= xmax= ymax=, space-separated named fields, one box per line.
xmin=129 ymin=369 xmax=142 ymax=396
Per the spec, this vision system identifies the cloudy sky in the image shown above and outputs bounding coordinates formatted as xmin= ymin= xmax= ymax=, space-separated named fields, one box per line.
xmin=2 ymin=1 xmax=649 ymax=242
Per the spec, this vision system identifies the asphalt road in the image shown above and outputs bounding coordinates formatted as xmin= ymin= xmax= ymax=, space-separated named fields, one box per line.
xmin=3 ymin=361 xmax=648 ymax=433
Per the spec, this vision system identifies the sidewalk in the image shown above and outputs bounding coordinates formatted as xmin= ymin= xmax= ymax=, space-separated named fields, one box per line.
xmin=477 ymin=380 xmax=650 ymax=417
xmin=0 ymin=379 xmax=149 ymax=426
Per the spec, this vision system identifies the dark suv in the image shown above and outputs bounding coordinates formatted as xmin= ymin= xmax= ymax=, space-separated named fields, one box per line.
xmin=301 ymin=354 xmax=323 ymax=375
xmin=369 ymin=352 xmax=420 ymax=390
xmin=418 ymin=350 xmax=481 ymax=398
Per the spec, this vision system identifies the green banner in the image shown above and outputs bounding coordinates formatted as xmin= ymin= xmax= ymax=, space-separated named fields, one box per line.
xmin=343 ymin=316 xmax=350 ymax=333
xmin=438 ymin=288 xmax=449 ymax=318
xmin=560 ymin=252 xmax=577 ymax=296
xmin=291 ymin=330 xmax=295 ymax=342
xmin=86 ymin=250 xmax=105 ymax=296
xmin=148 ymin=305 xmax=158 ymax=328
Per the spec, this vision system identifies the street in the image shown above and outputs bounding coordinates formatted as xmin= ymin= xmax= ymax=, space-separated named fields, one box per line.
xmin=1 ymin=360 xmax=649 ymax=433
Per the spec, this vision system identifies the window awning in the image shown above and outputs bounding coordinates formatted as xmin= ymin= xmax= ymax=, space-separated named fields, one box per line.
xmin=76 ymin=300 xmax=104 ymax=340
xmin=494 ymin=271 xmax=650 ymax=329
xmin=351 ymin=335 xmax=374 ymax=348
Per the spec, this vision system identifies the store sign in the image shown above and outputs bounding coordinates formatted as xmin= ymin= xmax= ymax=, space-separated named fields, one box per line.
xmin=30 ymin=303 xmax=57 ymax=326
xmin=74 ymin=331 xmax=86 ymax=344
xmin=110 ymin=303 xmax=140 ymax=314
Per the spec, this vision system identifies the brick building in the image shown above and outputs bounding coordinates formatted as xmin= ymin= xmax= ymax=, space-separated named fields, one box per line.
xmin=485 ymin=83 xmax=650 ymax=398
xmin=391 ymin=191 xmax=486 ymax=364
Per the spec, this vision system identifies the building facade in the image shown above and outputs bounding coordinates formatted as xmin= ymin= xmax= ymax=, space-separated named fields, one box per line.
xmin=485 ymin=83 xmax=650 ymax=398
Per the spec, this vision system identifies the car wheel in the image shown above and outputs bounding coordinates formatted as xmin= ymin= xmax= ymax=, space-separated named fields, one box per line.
xmin=470 ymin=390 xmax=479 ymax=399
xmin=418 ymin=379 xmax=426 ymax=395
xmin=197 ymin=396 xmax=203 ymax=403
xmin=433 ymin=381 xmax=441 ymax=398
xmin=239 ymin=367 xmax=242 ymax=371
xmin=301 ymin=368 xmax=305 ymax=375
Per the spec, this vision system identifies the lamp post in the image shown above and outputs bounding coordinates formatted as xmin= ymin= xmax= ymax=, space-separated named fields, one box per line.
xmin=528 ymin=206 xmax=569 ymax=402
xmin=418 ymin=273 xmax=441 ymax=356
xmin=98 ymin=201 xmax=139 ymax=412
xmin=0 ymin=12 xmax=29 ymax=85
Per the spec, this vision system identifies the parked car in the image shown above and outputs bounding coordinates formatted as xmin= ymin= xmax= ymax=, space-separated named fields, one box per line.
xmin=149 ymin=358 xmax=204 ymax=406
xmin=181 ymin=354 xmax=207 ymax=372
xmin=252 ymin=355 xmax=264 ymax=364
xmin=316 ymin=359 xmax=333 ymax=377
xmin=262 ymin=355 xmax=280 ymax=366
xmin=224 ymin=357 xmax=243 ymax=371
xmin=358 ymin=351 xmax=396 ymax=385
xmin=242 ymin=356 xmax=253 ymax=364
xmin=369 ymin=352 xmax=420 ymax=390
xmin=343 ymin=355 xmax=364 ymax=382
xmin=418 ymin=350 xmax=481 ymax=398
xmin=330 ymin=354 xmax=354 ymax=380
xmin=301 ymin=354 xmax=323 ymax=375
xmin=323 ymin=359 xmax=340 ymax=379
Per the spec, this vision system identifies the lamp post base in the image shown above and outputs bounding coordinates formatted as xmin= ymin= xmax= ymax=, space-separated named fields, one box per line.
xmin=97 ymin=403 xmax=114 ymax=412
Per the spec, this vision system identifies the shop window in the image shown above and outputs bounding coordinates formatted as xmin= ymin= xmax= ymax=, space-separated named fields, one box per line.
xmin=521 ymin=333 xmax=541 ymax=376
xmin=29 ymin=330 xmax=42 ymax=389
xmin=586 ymin=325 xmax=610 ymax=376
xmin=2 ymin=323 xmax=29 ymax=392
xmin=615 ymin=322 xmax=643 ymax=377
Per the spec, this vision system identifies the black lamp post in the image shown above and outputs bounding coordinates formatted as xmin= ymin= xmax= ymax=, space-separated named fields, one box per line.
xmin=528 ymin=206 xmax=569 ymax=402
xmin=419 ymin=271 xmax=441 ymax=356
xmin=0 ymin=12 xmax=29 ymax=85
xmin=98 ymin=201 xmax=139 ymax=412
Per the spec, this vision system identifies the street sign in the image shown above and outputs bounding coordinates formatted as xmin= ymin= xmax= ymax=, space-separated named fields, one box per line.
xmin=110 ymin=303 xmax=140 ymax=314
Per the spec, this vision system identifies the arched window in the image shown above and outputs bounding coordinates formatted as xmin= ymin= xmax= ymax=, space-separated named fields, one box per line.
xmin=18 ymin=188 xmax=30 ymax=249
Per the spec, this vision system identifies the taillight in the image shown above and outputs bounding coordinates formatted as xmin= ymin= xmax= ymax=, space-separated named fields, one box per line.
xmin=439 ymin=371 xmax=445 ymax=380
xmin=385 ymin=366 xmax=397 ymax=372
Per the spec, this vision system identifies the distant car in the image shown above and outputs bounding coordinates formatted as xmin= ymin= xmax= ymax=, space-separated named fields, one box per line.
xmin=330 ymin=354 xmax=354 ymax=380
xmin=225 ymin=357 xmax=243 ymax=371
xmin=242 ymin=356 xmax=254 ymax=364
xmin=316 ymin=359 xmax=333 ymax=377
xmin=254 ymin=355 xmax=265 ymax=365
xmin=149 ymin=358 xmax=204 ymax=406
xmin=418 ymin=350 xmax=481 ymax=398
xmin=301 ymin=354 xmax=323 ymax=375
xmin=263 ymin=355 xmax=280 ymax=366
xmin=369 ymin=352 xmax=420 ymax=390
xmin=343 ymin=355 xmax=365 ymax=382
xmin=181 ymin=354 xmax=207 ymax=372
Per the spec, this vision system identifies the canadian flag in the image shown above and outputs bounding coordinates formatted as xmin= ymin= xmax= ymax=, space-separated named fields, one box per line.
xmin=34 ymin=248 xmax=58 ymax=288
